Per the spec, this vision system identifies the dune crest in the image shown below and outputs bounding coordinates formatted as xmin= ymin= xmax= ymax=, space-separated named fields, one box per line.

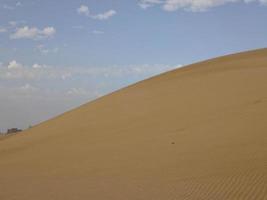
xmin=0 ymin=49 xmax=267 ymax=200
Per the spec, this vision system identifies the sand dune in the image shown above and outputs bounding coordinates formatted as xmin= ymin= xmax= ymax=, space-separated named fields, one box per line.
xmin=0 ymin=49 xmax=267 ymax=199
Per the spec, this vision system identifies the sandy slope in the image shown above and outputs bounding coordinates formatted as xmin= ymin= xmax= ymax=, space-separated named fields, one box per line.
xmin=0 ymin=49 xmax=267 ymax=200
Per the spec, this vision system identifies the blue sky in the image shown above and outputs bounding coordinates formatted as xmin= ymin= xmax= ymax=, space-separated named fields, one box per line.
xmin=0 ymin=0 xmax=267 ymax=131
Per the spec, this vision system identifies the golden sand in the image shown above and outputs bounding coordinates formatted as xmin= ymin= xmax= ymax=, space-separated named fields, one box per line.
xmin=0 ymin=49 xmax=266 ymax=199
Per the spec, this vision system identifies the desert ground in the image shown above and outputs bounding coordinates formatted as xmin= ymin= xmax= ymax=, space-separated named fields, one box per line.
xmin=0 ymin=49 xmax=266 ymax=199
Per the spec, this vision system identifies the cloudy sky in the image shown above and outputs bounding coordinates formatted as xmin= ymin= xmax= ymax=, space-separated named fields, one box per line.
xmin=0 ymin=0 xmax=267 ymax=131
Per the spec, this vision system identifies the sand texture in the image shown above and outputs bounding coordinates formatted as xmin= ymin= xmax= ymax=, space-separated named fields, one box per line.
xmin=0 ymin=49 xmax=267 ymax=199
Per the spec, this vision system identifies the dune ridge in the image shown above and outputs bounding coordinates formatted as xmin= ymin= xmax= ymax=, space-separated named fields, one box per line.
xmin=0 ymin=48 xmax=267 ymax=199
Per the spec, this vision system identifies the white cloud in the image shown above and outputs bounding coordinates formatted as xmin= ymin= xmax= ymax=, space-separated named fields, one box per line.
xmin=32 ymin=63 xmax=44 ymax=69
xmin=37 ymin=44 xmax=59 ymax=54
xmin=163 ymin=0 xmax=238 ymax=12
xmin=10 ymin=26 xmax=38 ymax=39
xmin=77 ymin=5 xmax=90 ymax=16
xmin=246 ymin=0 xmax=267 ymax=4
xmin=42 ymin=27 xmax=56 ymax=36
xmin=7 ymin=60 xmax=23 ymax=69
xmin=10 ymin=26 xmax=56 ymax=40
xmin=61 ymin=72 xmax=72 ymax=80
xmin=77 ymin=5 xmax=116 ymax=20
xmin=8 ymin=20 xmax=26 ymax=28
xmin=3 ymin=4 xmax=14 ymax=10
xmin=16 ymin=2 xmax=22 ymax=7
xmin=3 ymin=1 xmax=22 ymax=10
xmin=9 ymin=21 xmax=17 ymax=27
xmin=9 ymin=21 xmax=20 ymax=27
xmin=138 ymin=0 xmax=163 ymax=9
xmin=0 ymin=60 xmax=182 ymax=81
xmin=91 ymin=10 xmax=117 ymax=20
xmin=67 ymin=88 xmax=89 ymax=96
xmin=20 ymin=83 xmax=37 ymax=92
xmin=92 ymin=30 xmax=104 ymax=34
xmin=139 ymin=0 xmax=267 ymax=12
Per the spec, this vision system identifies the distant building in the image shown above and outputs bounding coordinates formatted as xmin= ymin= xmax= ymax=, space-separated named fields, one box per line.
xmin=7 ymin=128 xmax=22 ymax=134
